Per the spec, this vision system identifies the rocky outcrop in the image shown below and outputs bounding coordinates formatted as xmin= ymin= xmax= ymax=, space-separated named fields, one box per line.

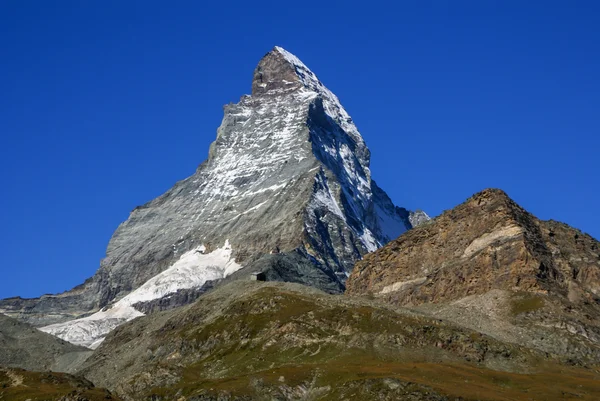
xmin=130 ymin=282 xmax=216 ymax=315
xmin=346 ymin=188 xmax=600 ymax=363
xmin=346 ymin=188 xmax=600 ymax=304
xmin=0 ymin=47 xmax=421 ymax=348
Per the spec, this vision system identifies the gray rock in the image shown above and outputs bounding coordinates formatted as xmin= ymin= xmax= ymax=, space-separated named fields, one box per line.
xmin=225 ymin=250 xmax=345 ymax=294
xmin=0 ymin=313 xmax=91 ymax=373
xmin=131 ymin=282 xmax=216 ymax=314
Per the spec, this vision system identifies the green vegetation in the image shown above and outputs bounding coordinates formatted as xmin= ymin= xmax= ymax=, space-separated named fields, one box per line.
xmin=511 ymin=294 xmax=545 ymax=316
xmin=136 ymin=287 xmax=600 ymax=400
xmin=147 ymin=358 xmax=600 ymax=400
xmin=0 ymin=368 xmax=120 ymax=401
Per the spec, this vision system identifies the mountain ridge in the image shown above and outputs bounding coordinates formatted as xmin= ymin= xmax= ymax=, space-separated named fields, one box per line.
xmin=346 ymin=187 xmax=600 ymax=364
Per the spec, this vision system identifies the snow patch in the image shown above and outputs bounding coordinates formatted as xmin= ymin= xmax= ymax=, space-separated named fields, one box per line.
xmin=40 ymin=241 xmax=241 ymax=349
xmin=462 ymin=225 xmax=523 ymax=258
xmin=358 ymin=228 xmax=379 ymax=252
xmin=311 ymin=173 xmax=346 ymax=222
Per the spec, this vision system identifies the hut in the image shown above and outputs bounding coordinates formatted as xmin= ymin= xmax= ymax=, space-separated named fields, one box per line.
xmin=250 ymin=272 xmax=266 ymax=281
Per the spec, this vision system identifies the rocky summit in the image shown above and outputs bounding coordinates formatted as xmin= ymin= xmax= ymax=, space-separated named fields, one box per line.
xmin=347 ymin=188 xmax=600 ymax=364
xmin=0 ymin=47 xmax=422 ymax=349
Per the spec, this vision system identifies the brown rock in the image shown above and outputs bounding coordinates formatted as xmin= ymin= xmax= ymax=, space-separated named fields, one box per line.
xmin=346 ymin=189 xmax=600 ymax=363
xmin=346 ymin=188 xmax=600 ymax=306
xmin=251 ymin=48 xmax=302 ymax=96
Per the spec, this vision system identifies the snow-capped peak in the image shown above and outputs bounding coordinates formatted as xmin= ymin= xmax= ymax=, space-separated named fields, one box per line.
xmin=252 ymin=47 xmax=413 ymax=254
xmin=273 ymin=46 xmax=312 ymax=72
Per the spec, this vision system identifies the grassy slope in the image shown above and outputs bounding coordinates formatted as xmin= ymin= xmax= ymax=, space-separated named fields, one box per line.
xmin=0 ymin=367 xmax=121 ymax=401
xmin=81 ymin=282 xmax=600 ymax=400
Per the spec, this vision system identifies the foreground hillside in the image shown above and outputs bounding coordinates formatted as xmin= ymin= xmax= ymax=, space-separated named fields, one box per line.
xmin=0 ymin=367 xmax=120 ymax=401
xmin=76 ymin=281 xmax=600 ymax=401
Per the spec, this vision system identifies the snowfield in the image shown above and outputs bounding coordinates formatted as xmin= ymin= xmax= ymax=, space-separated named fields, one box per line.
xmin=40 ymin=241 xmax=241 ymax=349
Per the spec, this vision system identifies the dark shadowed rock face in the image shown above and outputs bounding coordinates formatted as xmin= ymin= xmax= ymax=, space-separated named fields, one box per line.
xmin=0 ymin=47 xmax=423 ymax=348
xmin=346 ymin=188 xmax=600 ymax=363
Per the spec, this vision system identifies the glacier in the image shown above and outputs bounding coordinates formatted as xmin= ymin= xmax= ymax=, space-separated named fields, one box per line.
xmin=39 ymin=241 xmax=241 ymax=348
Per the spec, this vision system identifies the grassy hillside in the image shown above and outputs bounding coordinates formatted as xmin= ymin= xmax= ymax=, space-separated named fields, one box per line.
xmin=79 ymin=282 xmax=600 ymax=400
xmin=0 ymin=367 xmax=120 ymax=401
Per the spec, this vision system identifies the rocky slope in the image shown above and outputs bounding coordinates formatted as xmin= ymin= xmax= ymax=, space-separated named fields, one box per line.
xmin=346 ymin=188 xmax=600 ymax=363
xmin=0 ymin=47 xmax=422 ymax=348
xmin=0 ymin=313 xmax=91 ymax=373
xmin=76 ymin=281 xmax=600 ymax=401
xmin=0 ymin=367 xmax=121 ymax=401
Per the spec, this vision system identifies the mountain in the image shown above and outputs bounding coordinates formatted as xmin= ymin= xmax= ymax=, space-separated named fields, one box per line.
xmin=0 ymin=313 xmax=91 ymax=373
xmin=0 ymin=47 xmax=422 ymax=349
xmin=77 ymin=281 xmax=600 ymax=401
xmin=346 ymin=188 xmax=600 ymax=364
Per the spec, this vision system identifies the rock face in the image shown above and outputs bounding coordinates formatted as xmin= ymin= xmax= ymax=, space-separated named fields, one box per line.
xmin=0 ymin=47 xmax=421 ymax=348
xmin=0 ymin=313 xmax=91 ymax=373
xmin=346 ymin=188 xmax=600 ymax=303
xmin=346 ymin=188 xmax=600 ymax=363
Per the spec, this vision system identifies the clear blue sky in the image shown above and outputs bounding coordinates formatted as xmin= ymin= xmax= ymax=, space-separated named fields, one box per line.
xmin=1 ymin=1 xmax=598 ymax=298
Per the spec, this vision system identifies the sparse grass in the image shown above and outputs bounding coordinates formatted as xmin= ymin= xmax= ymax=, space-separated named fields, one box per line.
xmin=148 ymin=358 xmax=600 ymax=401
xmin=511 ymin=294 xmax=545 ymax=316
xmin=0 ymin=368 xmax=119 ymax=401
xmin=90 ymin=284 xmax=599 ymax=400
xmin=141 ymin=287 xmax=600 ymax=400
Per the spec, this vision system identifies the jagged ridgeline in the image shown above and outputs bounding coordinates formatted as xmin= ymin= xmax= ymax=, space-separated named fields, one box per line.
xmin=0 ymin=47 xmax=425 ymax=348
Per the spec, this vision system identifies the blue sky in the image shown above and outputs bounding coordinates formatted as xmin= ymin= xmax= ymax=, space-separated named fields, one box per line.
xmin=1 ymin=1 xmax=598 ymax=298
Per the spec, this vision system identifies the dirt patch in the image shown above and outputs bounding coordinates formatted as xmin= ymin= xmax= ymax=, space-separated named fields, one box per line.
xmin=4 ymin=369 xmax=25 ymax=387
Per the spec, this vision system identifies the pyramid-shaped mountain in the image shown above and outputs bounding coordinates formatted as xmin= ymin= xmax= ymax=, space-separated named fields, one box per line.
xmin=0 ymin=47 xmax=423 ymax=348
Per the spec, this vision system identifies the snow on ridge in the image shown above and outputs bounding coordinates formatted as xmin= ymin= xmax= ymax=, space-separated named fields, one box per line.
xmin=308 ymin=170 xmax=380 ymax=254
xmin=374 ymin=203 xmax=408 ymax=242
xmin=311 ymin=171 xmax=346 ymax=222
xmin=274 ymin=46 xmax=311 ymax=72
xmin=40 ymin=241 xmax=241 ymax=349
xmin=272 ymin=46 xmax=365 ymax=150
xmin=272 ymin=47 xmax=411 ymax=254
xmin=358 ymin=228 xmax=379 ymax=253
